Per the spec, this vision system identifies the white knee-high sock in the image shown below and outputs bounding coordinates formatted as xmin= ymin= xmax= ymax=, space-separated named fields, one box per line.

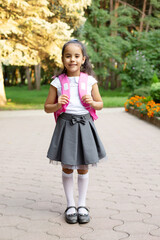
xmin=62 ymin=171 xmax=76 ymax=214
xmin=78 ymin=172 xmax=89 ymax=215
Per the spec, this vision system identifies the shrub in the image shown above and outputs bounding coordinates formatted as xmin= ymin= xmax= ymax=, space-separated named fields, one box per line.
xmin=128 ymin=86 xmax=151 ymax=98
xmin=120 ymin=50 xmax=154 ymax=91
xmin=150 ymin=83 xmax=160 ymax=103
xmin=151 ymin=73 xmax=159 ymax=84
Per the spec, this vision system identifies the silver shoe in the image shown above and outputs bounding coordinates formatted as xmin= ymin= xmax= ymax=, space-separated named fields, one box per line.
xmin=77 ymin=206 xmax=90 ymax=224
xmin=65 ymin=206 xmax=78 ymax=224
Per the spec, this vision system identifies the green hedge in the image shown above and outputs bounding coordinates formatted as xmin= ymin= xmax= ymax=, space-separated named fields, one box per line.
xmin=150 ymin=83 xmax=160 ymax=103
xmin=128 ymin=86 xmax=151 ymax=98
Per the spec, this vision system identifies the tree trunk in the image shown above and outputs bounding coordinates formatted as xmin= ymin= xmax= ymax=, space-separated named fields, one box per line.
xmin=139 ymin=0 xmax=147 ymax=32
xmin=146 ymin=3 xmax=152 ymax=32
xmin=35 ymin=64 xmax=41 ymax=90
xmin=109 ymin=0 xmax=119 ymax=90
xmin=110 ymin=0 xmax=113 ymax=12
xmin=110 ymin=72 xmax=116 ymax=89
xmin=115 ymin=1 xmax=119 ymax=17
xmin=113 ymin=0 xmax=119 ymax=36
xmin=11 ymin=67 xmax=16 ymax=85
xmin=3 ymin=65 xmax=9 ymax=86
xmin=110 ymin=0 xmax=114 ymax=27
xmin=0 ymin=62 xmax=7 ymax=106
xmin=19 ymin=66 xmax=26 ymax=85
xmin=100 ymin=0 xmax=107 ymax=9
xmin=25 ymin=67 xmax=32 ymax=90
xmin=105 ymin=76 xmax=109 ymax=90
xmin=116 ymin=75 xmax=121 ymax=88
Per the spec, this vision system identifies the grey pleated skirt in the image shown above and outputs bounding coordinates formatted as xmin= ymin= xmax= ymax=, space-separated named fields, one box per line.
xmin=47 ymin=113 xmax=106 ymax=169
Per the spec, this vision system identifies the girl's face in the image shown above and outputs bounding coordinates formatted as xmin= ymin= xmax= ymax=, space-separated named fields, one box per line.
xmin=62 ymin=43 xmax=86 ymax=76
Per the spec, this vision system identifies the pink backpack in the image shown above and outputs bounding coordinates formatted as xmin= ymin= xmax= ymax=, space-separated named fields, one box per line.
xmin=54 ymin=72 xmax=98 ymax=122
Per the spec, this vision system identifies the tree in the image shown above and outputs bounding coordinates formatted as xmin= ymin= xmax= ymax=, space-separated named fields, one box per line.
xmin=140 ymin=0 xmax=147 ymax=32
xmin=0 ymin=62 xmax=6 ymax=106
xmin=81 ymin=0 xmax=135 ymax=89
xmin=144 ymin=0 xmax=160 ymax=31
xmin=81 ymin=0 xmax=160 ymax=89
xmin=0 ymin=0 xmax=91 ymax=105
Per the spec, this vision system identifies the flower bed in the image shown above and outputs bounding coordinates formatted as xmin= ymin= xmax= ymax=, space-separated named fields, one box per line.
xmin=124 ymin=95 xmax=160 ymax=128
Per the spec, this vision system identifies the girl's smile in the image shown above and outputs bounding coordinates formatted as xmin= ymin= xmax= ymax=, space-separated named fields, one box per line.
xmin=62 ymin=44 xmax=86 ymax=76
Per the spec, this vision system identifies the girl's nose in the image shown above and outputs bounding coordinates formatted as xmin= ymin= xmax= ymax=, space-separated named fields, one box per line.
xmin=71 ymin=56 xmax=75 ymax=61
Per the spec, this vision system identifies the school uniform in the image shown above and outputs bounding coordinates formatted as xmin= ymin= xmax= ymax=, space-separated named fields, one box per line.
xmin=47 ymin=75 xmax=106 ymax=169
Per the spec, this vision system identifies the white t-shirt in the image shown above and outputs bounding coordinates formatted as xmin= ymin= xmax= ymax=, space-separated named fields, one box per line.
xmin=50 ymin=75 xmax=97 ymax=115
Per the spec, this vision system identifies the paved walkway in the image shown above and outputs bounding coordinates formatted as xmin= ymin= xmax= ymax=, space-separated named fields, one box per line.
xmin=0 ymin=108 xmax=160 ymax=240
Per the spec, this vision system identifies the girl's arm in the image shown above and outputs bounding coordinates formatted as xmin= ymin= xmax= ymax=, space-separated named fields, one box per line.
xmin=44 ymin=86 xmax=69 ymax=113
xmin=82 ymin=83 xmax=103 ymax=110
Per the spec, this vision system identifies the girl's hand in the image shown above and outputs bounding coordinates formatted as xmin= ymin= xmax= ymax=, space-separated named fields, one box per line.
xmin=44 ymin=87 xmax=69 ymax=113
xmin=81 ymin=83 xmax=103 ymax=110
xmin=58 ymin=94 xmax=69 ymax=106
xmin=82 ymin=95 xmax=94 ymax=107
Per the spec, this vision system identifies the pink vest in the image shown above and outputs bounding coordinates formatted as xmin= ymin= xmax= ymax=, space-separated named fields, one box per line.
xmin=54 ymin=72 xmax=98 ymax=122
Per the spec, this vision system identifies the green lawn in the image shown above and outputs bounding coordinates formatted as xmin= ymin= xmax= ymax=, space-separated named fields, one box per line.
xmin=100 ymin=87 xmax=129 ymax=108
xmin=0 ymin=85 xmax=129 ymax=110
xmin=1 ymin=85 xmax=49 ymax=110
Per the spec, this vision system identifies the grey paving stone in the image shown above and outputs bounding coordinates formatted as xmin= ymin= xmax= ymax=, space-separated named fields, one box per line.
xmin=0 ymin=109 xmax=160 ymax=240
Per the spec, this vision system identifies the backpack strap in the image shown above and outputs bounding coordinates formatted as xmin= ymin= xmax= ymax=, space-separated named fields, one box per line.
xmin=54 ymin=74 xmax=70 ymax=122
xmin=78 ymin=72 xmax=88 ymax=103
xmin=59 ymin=74 xmax=70 ymax=110
xmin=79 ymin=73 xmax=98 ymax=120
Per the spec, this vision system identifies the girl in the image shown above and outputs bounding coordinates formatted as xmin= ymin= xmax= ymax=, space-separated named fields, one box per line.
xmin=44 ymin=39 xmax=106 ymax=224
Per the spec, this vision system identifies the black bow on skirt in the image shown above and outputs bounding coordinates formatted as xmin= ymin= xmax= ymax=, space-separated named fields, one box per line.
xmin=70 ymin=116 xmax=86 ymax=125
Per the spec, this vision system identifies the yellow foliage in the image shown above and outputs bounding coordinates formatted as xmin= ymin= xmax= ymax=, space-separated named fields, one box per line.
xmin=59 ymin=0 xmax=91 ymax=11
xmin=0 ymin=0 xmax=91 ymax=66
xmin=1 ymin=0 xmax=29 ymax=8
xmin=0 ymin=40 xmax=39 ymax=65
xmin=0 ymin=19 xmax=22 ymax=36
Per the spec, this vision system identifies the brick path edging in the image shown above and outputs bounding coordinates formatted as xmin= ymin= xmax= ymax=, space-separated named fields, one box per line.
xmin=127 ymin=107 xmax=160 ymax=128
